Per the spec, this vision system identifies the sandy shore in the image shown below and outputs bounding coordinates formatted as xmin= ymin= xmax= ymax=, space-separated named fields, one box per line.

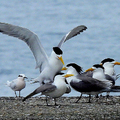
xmin=0 ymin=96 xmax=120 ymax=120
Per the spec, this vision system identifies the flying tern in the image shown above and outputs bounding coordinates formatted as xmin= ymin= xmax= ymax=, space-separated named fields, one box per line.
xmin=6 ymin=74 xmax=27 ymax=97
xmin=0 ymin=22 xmax=87 ymax=84
xmin=22 ymin=73 xmax=74 ymax=106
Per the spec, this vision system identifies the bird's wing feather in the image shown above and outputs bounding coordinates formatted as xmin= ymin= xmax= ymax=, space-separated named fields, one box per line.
xmin=70 ymin=76 xmax=112 ymax=92
xmin=76 ymin=75 xmax=111 ymax=88
xmin=57 ymin=25 xmax=87 ymax=48
xmin=22 ymin=83 xmax=56 ymax=101
xmin=36 ymin=83 xmax=57 ymax=93
xmin=0 ymin=22 xmax=49 ymax=72
xmin=9 ymin=79 xmax=17 ymax=90
xmin=105 ymin=74 xmax=115 ymax=85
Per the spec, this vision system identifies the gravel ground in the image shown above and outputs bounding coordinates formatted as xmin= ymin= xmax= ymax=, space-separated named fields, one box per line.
xmin=0 ymin=96 xmax=120 ymax=120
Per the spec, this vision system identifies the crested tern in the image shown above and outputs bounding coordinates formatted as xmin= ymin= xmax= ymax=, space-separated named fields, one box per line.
xmin=0 ymin=22 xmax=87 ymax=84
xmin=100 ymin=58 xmax=120 ymax=97
xmin=83 ymin=58 xmax=120 ymax=86
xmin=22 ymin=73 xmax=74 ymax=106
xmin=6 ymin=74 xmax=27 ymax=97
xmin=66 ymin=63 xmax=112 ymax=103
xmin=100 ymin=58 xmax=120 ymax=81
xmin=81 ymin=58 xmax=120 ymax=98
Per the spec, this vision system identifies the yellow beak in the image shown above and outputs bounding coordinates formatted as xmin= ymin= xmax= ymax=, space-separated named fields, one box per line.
xmin=114 ymin=62 xmax=120 ymax=65
xmin=64 ymin=74 xmax=74 ymax=78
xmin=58 ymin=56 xmax=65 ymax=65
xmin=61 ymin=67 xmax=67 ymax=71
xmin=85 ymin=68 xmax=94 ymax=72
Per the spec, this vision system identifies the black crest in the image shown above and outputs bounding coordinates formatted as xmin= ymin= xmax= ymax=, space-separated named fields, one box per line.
xmin=53 ymin=47 xmax=63 ymax=55
xmin=54 ymin=72 xmax=64 ymax=79
xmin=93 ymin=64 xmax=104 ymax=70
xmin=101 ymin=58 xmax=114 ymax=64
xmin=56 ymin=72 xmax=64 ymax=76
xmin=67 ymin=63 xmax=82 ymax=73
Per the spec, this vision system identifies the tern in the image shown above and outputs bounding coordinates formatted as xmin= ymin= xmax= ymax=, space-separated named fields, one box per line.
xmin=65 ymin=63 xmax=112 ymax=103
xmin=6 ymin=74 xmax=27 ymax=97
xmin=83 ymin=58 xmax=120 ymax=86
xmin=81 ymin=58 xmax=120 ymax=98
xmin=0 ymin=22 xmax=87 ymax=84
xmin=22 ymin=73 xmax=74 ymax=106
xmin=100 ymin=58 xmax=120 ymax=82
xmin=100 ymin=58 xmax=120 ymax=97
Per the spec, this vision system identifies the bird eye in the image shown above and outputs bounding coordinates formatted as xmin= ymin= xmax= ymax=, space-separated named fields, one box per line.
xmin=18 ymin=75 xmax=22 ymax=77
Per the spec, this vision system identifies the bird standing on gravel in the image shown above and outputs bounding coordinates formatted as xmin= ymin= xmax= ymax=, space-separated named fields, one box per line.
xmin=22 ymin=73 xmax=73 ymax=106
xmin=65 ymin=63 xmax=112 ymax=103
xmin=100 ymin=58 xmax=120 ymax=97
xmin=6 ymin=74 xmax=27 ymax=97
xmin=100 ymin=58 xmax=120 ymax=83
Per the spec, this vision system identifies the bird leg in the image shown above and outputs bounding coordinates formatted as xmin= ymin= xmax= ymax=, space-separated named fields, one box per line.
xmin=19 ymin=91 xmax=21 ymax=97
xmin=88 ymin=94 xmax=91 ymax=103
xmin=95 ymin=94 xmax=99 ymax=98
xmin=75 ymin=93 xmax=82 ymax=103
xmin=106 ymin=92 xmax=110 ymax=98
xmin=46 ymin=96 xmax=49 ymax=106
xmin=54 ymin=98 xmax=58 ymax=106
xmin=14 ymin=91 xmax=17 ymax=97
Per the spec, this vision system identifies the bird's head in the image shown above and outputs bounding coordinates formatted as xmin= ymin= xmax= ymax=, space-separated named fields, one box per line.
xmin=18 ymin=74 xmax=28 ymax=80
xmin=51 ymin=47 xmax=64 ymax=65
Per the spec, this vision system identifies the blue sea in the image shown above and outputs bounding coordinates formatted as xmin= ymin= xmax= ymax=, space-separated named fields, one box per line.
xmin=0 ymin=0 xmax=120 ymax=97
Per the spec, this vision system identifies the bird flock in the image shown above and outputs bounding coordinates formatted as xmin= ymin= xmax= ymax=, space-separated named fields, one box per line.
xmin=0 ymin=22 xmax=120 ymax=106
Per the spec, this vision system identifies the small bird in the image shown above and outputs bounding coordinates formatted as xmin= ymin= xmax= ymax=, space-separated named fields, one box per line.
xmin=65 ymin=63 xmax=112 ymax=103
xmin=6 ymin=74 xmax=27 ymax=97
xmin=22 ymin=73 xmax=74 ymax=106
xmin=0 ymin=22 xmax=87 ymax=85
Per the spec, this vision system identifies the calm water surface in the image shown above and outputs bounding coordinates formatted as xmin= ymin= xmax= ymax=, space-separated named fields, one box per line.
xmin=0 ymin=0 xmax=120 ymax=97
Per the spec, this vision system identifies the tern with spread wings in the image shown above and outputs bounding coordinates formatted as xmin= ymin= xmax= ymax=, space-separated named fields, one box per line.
xmin=0 ymin=22 xmax=87 ymax=84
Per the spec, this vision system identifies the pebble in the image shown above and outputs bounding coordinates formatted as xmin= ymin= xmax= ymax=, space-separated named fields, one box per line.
xmin=0 ymin=96 xmax=120 ymax=119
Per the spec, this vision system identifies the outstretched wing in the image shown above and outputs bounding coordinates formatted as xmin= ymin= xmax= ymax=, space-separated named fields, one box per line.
xmin=57 ymin=25 xmax=87 ymax=48
xmin=0 ymin=22 xmax=49 ymax=72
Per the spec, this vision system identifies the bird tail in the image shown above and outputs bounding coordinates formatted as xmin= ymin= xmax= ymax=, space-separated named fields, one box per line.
xmin=110 ymin=86 xmax=120 ymax=92
xmin=22 ymin=86 xmax=42 ymax=102
xmin=101 ymin=80 xmax=112 ymax=89
xmin=6 ymin=81 xmax=11 ymax=87
xmin=116 ymin=74 xmax=120 ymax=80
xmin=101 ymin=85 xmax=120 ymax=92
xmin=22 ymin=91 xmax=36 ymax=102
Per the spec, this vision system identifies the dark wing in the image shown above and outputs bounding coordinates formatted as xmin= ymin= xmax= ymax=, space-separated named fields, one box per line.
xmin=23 ymin=83 xmax=56 ymax=101
xmin=105 ymin=74 xmax=115 ymax=85
xmin=57 ymin=25 xmax=87 ymax=48
xmin=70 ymin=76 xmax=111 ymax=92
xmin=80 ymin=71 xmax=93 ymax=77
